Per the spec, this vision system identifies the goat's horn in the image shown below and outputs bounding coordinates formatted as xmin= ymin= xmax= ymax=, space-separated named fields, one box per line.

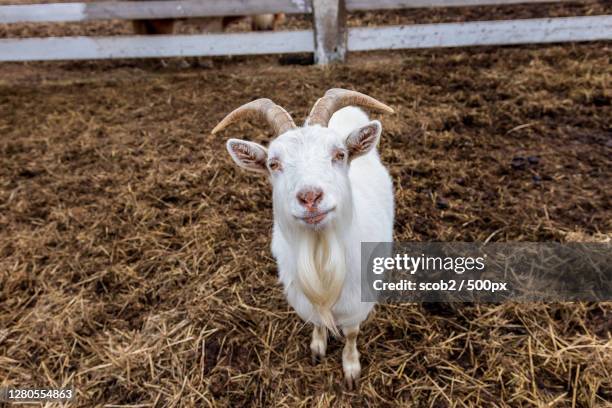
xmin=212 ymin=98 xmax=296 ymax=136
xmin=305 ymin=88 xmax=394 ymax=127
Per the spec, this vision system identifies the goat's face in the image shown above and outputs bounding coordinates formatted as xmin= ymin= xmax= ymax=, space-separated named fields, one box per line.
xmin=269 ymin=126 xmax=349 ymax=230
xmin=226 ymin=121 xmax=382 ymax=231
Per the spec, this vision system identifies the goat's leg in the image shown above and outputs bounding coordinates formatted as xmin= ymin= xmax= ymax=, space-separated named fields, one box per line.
xmin=342 ymin=325 xmax=361 ymax=390
xmin=310 ymin=325 xmax=327 ymax=364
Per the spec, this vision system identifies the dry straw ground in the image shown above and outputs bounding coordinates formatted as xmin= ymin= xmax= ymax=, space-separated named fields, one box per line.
xmin=1 ymin=4 xmax=611 ymax=407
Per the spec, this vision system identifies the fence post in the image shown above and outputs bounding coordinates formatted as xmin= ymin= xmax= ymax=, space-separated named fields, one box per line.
xmin=312 ymin=0 xmax=347 ymax=64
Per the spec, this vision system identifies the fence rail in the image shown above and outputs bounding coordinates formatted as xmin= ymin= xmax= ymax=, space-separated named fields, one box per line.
xmin=0 ymin=0 xmax=311 ymax=24
xmin=1 ymin=15 xmax=609 ymax=62
xmin=0 ymin=30 xmax=314 ymax=61
xmin=0 ymin=0 xmax=610 ymax=63
xmin=348 ymin=15 xmax=612 ymax=50
xmin=0 ymin=0 xmax=586 ymax=24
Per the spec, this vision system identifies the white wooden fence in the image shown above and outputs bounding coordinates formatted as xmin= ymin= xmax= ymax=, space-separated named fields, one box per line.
xmin=0 ymin=0 xmax=610 ymax=63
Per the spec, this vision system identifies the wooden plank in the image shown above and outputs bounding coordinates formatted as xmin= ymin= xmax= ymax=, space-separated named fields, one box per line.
xmin=348 ymin=15 xmax=612 ymax=50
xmin=0 ymin=0 xmax=587 ymax=24
xmin=0 ymin=0 xmax=312 ymax=24
xmin=0 ymin=30 xmax=314 ymax=61
xmin=0 ymin=15 xmax=609 ymax=62
xmin=0 ymin=3 xmax=85 ymax=23
xmin=312 ymin=0 xmax=347 ymax=64
xmin=346 ymin=0 xmax=584 ymax=11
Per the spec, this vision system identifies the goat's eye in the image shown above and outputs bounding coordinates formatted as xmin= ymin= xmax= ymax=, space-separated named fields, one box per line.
xmin=268 ymin=159 xmax=282 ymax=172
xmin=333 ymin=150 xmax=346 ymax=162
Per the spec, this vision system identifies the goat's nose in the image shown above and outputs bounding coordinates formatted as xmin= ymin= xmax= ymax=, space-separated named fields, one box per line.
xmin=297 ymin=188 xmax=324 ymax=210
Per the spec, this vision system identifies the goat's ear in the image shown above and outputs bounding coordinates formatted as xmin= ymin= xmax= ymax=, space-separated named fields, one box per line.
xmin=345 ymin=120 xmax=382 ymax=160
xmin=226 ymin=139 xmax=268 ymax=173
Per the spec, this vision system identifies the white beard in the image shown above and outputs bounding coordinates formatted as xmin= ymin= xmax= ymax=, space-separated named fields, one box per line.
xmin=295 ymin=227 xmax=347 ymax=336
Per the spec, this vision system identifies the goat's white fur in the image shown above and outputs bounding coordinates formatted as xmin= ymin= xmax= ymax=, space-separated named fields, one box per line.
xmin=269 ymin=107 xmax=393 ymax=330
xmin=226 ymin=106 xmax=394 ymax=386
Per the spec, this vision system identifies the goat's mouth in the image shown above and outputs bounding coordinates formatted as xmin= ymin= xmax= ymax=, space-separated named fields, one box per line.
xmin=295 ymin=208 xmax=335 ymax=226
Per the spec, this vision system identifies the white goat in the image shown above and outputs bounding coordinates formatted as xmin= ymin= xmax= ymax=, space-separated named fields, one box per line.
xmin=212 ymin=89 xmax=394 ymax=388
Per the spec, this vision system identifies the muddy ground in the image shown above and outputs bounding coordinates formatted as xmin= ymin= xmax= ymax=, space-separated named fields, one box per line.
xmin=0 ymin=4 xmax=611 ymax=407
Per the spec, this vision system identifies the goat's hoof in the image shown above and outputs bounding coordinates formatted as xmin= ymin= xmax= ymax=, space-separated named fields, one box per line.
xmin=310 ymin=336 xmax=326 ymax=365
xmin=344 ymin=374 xmax=360 ymax=391
xmin=311 ymin=349 xmax=325 ymax=365
xmin=343 ymin=362 xmax=361 ymax=391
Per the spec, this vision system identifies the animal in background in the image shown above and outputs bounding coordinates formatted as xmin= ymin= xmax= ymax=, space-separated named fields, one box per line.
xmin=132 ymin=12 xmax=285 ymax=35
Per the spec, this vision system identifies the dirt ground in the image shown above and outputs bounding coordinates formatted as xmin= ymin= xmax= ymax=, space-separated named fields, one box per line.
xmin=1 ymin=4 xmax=611 ymax=407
